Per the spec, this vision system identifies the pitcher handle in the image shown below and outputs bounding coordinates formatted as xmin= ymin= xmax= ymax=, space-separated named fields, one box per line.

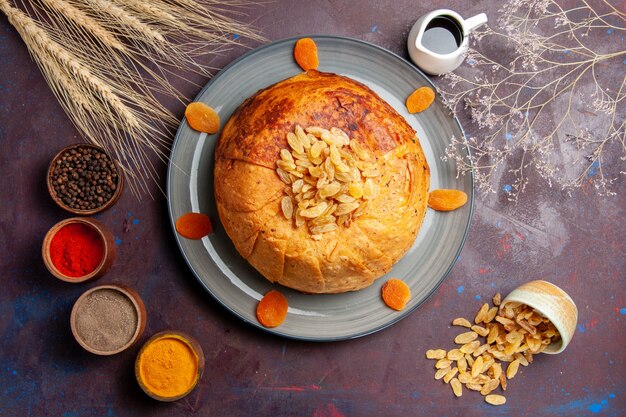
xmin=464 ymin=13 xmax=488 ymax=33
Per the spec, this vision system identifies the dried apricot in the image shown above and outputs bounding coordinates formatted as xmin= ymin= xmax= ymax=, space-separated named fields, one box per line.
xmin=427 ymin=189 xmax=468 ymax=211
xmin=381 ymin=278 xmax=411 ymax=311
xmin=175 ymin=212 xmax=213 ymax=239
xmin=406 ymin=86 xmax=435 ymax=113
xmin=185 ymin=102 xmax=220 ymax=134
xmin=294 ymin=38 xmax=319 ymax=71
xmin=257 ymin=290 xmax=288 ymax=328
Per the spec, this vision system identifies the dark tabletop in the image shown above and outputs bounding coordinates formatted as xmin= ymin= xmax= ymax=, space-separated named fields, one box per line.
xmin=1 ymin=1 xmax=624 ymax=416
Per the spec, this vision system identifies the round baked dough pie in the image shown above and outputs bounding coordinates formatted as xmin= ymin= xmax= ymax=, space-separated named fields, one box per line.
xmin=214 ymin=70 xmax=430 ymax=293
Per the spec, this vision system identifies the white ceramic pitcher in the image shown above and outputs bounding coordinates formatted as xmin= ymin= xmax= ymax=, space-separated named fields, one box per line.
xmin=407 ymin=9 xmax=487 ymax=75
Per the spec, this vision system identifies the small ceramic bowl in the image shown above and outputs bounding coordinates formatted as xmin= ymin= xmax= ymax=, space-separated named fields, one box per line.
xmin=42 ymin=217 xmax=116 ymax=283
xmin=47 ymin=143 xmax=123 ymax=215
xmin=135 ymin=331 xmax=205 ymax=402
xmin=70 ymin=284 xmax=147 ymax=355
xmin=501 ymin=280 xmax=578 ymax=354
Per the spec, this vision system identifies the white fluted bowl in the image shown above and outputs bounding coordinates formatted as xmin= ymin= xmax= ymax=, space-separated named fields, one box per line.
xmin=501 ymin=280 xmax=577 ymax=354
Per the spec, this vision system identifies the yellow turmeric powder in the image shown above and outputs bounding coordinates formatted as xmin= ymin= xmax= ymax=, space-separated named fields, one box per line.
xmin=138 ymin=336 xmax=198 ymax=399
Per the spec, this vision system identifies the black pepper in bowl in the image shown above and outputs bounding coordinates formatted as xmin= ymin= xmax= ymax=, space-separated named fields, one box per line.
xmin=47 ymin=144 xmax=123 ymax=214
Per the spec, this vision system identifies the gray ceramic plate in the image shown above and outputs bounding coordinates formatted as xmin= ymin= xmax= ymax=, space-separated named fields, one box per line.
xmin=167 ymin=36 xmax=473 ymax=341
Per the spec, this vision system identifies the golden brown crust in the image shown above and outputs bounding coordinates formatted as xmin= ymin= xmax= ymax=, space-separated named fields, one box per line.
xmin=215 ymin=70 xmax=430 ymax=293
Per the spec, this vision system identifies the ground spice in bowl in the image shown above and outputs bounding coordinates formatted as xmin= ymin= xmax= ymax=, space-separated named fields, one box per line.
xmin=42 ymin=217 xmax=115 ymax=283
xmin=135 ymin=331 xmax=205 ymax=401
xmin=47 ymin=144 xmax=122 ymax=214
xmin=50 ymin=222 xmax=104 ymax=277
xmin=70 ymin=285 xmax=146 ymax=355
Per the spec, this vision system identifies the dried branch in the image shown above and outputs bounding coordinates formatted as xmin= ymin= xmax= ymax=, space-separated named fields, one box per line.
xmin=438 ymin=0 xmax=625 ymax=200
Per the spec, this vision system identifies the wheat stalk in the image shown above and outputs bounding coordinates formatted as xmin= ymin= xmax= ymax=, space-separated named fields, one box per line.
xmin=1 ymin=0 xmax=265 ymax=196
xmin=118 ymin=1 xmax=180 ymax=28
xmin=3 ymin=3 xmax=142 ymax=128
xmin=83 ymin=0 xmax=166 ymax=44
xmin=3 ymin=2 xmax=167 ymax=191
xmin=120 ymin=0 xmax=239 ymax=48
xmin=39 ymin=0 xmax=126 ymax=52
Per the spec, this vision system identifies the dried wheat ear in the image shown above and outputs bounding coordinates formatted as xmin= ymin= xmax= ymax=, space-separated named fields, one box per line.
xmin=0 ymin=0 xmax=264 ymax=196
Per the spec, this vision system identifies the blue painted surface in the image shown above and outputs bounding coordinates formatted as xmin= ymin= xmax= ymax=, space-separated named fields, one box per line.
xmin=457 ymin=285 xmax=464 ymax=294
xmin=544 ymin=393 xmax=618 ymax=416
xmin=589 ymin=403 xmax=603 ymax=413
xmin=503 ymin=184 xmax=512 ymax=193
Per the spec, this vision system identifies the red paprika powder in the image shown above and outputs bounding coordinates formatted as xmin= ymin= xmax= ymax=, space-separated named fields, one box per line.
xmin=49 ymin=223 xmax=104 ymax=278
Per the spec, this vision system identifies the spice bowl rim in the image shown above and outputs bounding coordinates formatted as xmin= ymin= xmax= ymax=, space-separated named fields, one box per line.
xmin=42 ymin=217 xmax=116 ymax=283
xmin=500 ymin=279 xmax=578 ymax=355
xmin=70 ymin=283 xmax=147 ymax=355
xmin=47 ymin=143 xmax=124 ymax=215
xmin=135 ymin=330 xmax=205 ymax=402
